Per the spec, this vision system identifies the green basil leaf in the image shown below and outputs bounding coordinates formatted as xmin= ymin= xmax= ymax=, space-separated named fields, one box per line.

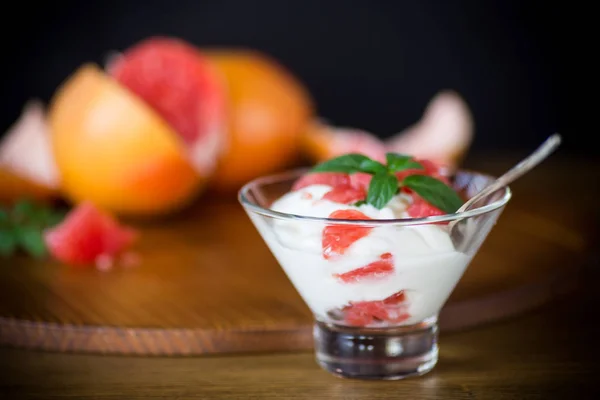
xmin=12 ymin=199 xmax=36 ymax=223
xmin=15 ymin=226 xmax=47 ymax=259
xmin=313 ymin=154 xmax=386 ymax=174
xmin=402 ymin=175 xmax=464 ymax=214
xmin=353 ymin=200 xmax=367 ymax=207
xmin=0 ymin=209 xmax=9 ymax=226
xmin=385 ymin=153 xmax=424 ymax=172
xmin=45 ymin=209 xmax=66 ymax=227
xmin=0 ymin=227 xmax=17 ymax=257
xmin=367 ymin=172 xmax=399 ymax=209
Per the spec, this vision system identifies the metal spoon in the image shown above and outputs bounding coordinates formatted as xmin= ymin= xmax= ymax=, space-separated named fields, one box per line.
xmin=450 ymin=133 xmax=562 ymax=249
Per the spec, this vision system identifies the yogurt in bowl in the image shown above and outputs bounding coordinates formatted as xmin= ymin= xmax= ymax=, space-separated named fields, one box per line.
xmin=266 ymin=183 xmax=472 ymax=327
xmin=239 ymin=153 xmax=511 ymax=380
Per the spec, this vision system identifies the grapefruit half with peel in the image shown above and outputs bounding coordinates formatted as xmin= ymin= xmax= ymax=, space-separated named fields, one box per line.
xmin=48 ymin=63 xmax=216 ymax=216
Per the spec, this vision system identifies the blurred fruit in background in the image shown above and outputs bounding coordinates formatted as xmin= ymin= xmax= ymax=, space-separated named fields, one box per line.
xmin=300 ymin=90 xmax=473 ymax=170
xmin=44 ymin=201 xmax=138 ymax=268
xmin=109 ymin=37 xmax=226 ymax=174
xmin=2 ymin=35 xmax=474 ymax=220
xmin=48 ymin=64 xmax=206 ymax=217
xmin=300 ymin=121 xmax=387 ymax=163
xmin=204 ymin=49 xmax=314 ymax=192
xmin=0 ymin=101 xmax=60 ymax=203
xmin=386 ymin=91 xmax=473 ymax=168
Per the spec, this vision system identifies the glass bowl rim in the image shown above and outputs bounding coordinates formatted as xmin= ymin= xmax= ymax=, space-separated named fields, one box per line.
xmin=238 ymin=168 xmax=512 ymax=226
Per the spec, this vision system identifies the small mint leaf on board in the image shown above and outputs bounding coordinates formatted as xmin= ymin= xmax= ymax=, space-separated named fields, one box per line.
xmin=12 ymin=199 xmax=36 ymax=223
xmin=0 ymin=209 xmax=8 ymax=224
xmin=0 ymin=227 xmax=17 ymax=257
xmin=313 ymin=154 xmax=387 ymax=175
xmin=385 ymin=153 xmax=424 ymax=173
xmin=15 ymin=225 xmax=47 ymax=259
xmin=402 ymin=175 xmax=464 ymax=214
xmin=0 ymin=199 xmax=66 ymax=259
xmin=367 ymin=172 xmax=399 ymax=209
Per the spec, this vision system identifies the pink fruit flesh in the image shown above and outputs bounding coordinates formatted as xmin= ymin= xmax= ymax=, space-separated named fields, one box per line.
xmin=110 ymin=37 xmax=226 ymax=172
xmin=341 ymin=290 xmax=410 ymax=327
xmin=292 ymin=172 xmax=351 ymax=191
xmin=0 ymin=100 xmax=59 ymax=188
xmin=322 ymin=210 xmax=372 ymax=260
xmin=322 ymin=184 xmax=366 ymax=204
xmin=44 ymin=202 xmax=138 ymax=266
xmin=334 ymin=253 xmax=394 ymax=283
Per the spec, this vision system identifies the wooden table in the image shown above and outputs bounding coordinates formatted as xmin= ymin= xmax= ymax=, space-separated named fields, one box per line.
xmin=0 ymin=153 xmax=598 ymax=399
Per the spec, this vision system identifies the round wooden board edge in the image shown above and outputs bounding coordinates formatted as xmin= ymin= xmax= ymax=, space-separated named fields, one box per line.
xmin=0 ymin=265 xmax=581 ymax=356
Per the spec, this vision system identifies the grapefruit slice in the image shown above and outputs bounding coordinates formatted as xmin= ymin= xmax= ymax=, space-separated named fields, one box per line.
xmin=301 ymin=91 xmax=473 ymax=170
xmin=406 ymin=196 xmax=445 ymax=218
xmin=333 ymin=253 xmax=394 ymax=283
xmin=322 ymin=210 xmax=373 ymax=260
xmin=110 ymin=37 xmax=226 ymax=173
xmin=44 ymin=201 xmax=137 ymax=267
xmin=341 ymin=290 xmax=410 ymax=327
xmin=48 ymin=64 xmax=208 ymax=216
xmin=0 ymin=101 xmax=59 ymax=203
xmin=291 ymin=172 xmax=351 ymax=191
xmin=322 ymin=184 xmax=366 ymax=204
xmin=300 ymin=120 xmax=387 ymax=163
xmin=386 ymin=90 xmax=474 ymax=169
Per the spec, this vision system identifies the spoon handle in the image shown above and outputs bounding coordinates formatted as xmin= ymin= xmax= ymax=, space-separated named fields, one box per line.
xmin=457 ymin=133 xmax=562 ymax=213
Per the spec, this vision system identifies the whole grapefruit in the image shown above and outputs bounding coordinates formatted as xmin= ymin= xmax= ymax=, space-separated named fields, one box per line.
xmin=204 ymin=50 xmax=314 ymax=191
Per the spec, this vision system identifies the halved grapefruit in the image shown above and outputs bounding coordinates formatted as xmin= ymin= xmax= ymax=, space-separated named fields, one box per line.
xmin=48 ymin=63 xmax=216 ymax=216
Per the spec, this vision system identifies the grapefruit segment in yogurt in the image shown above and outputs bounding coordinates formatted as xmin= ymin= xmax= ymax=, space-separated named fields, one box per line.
xmin=265 ymin=153 xmax=469 ymax=328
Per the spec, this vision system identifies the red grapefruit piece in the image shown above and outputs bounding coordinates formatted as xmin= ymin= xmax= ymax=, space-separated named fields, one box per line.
xmin=291 ymin=172 xmax=351 ymax=191
xmin=322 ymin=184 xmax=366 ymax=204
xmin=334 ymin=253 xmax=394 ymax=283
xmin=406 ymin=196 xmax=445 ymax=218
xmin=44 ymin=202 xmax=138 ymax=267
xmin=343 ymin=302 xmax=389 ymax=326
xmin=110 ymin=37 xmax=226 ymax=173
xmin=395 ymin=159 xmax=442 ymax=182
xmin=383 ymin=290 xmax=407 ymax=305
xmin=349 ymin=172 xmax=372 ymax=192
xmin=341 ymin=290 xmax=410 ymax=327
xmin=322 ymin=210 xmax=372 ymax=259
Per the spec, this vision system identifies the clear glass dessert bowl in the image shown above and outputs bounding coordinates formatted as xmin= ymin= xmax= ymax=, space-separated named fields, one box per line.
xmin=238 ymin=168 xmax=511 ymax=380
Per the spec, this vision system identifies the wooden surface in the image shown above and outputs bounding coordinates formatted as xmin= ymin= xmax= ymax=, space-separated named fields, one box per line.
xmin=0 ymin=154 xmax=596 ymax=356
xmin=0 ymin=261 xmax=597 ymax=399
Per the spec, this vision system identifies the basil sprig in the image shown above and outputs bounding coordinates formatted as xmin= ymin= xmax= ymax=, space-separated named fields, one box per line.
xmin=0 ymin=199 xmax=66 ymax=259
xmin=311 ymin=153 xmax=463 ymax=212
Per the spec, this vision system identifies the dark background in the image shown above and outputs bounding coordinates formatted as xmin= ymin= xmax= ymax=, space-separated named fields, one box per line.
xmin=1 ymin=0 xmax=580 ymax=155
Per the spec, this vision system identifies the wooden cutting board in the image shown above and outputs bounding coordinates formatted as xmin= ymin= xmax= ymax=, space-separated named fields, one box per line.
xmin=0 ymin=155 xmax=595 ymax=356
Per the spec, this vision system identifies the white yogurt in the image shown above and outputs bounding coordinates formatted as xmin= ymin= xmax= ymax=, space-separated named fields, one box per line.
xmin=251 ymin=184 xmax=472 ymax=326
